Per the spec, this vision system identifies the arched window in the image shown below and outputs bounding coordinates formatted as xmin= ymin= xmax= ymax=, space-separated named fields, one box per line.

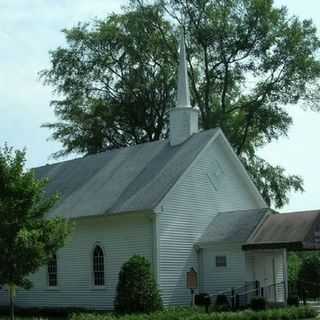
xmin=93 ymin=245 xmax=105 ymax=286
xmin=48 ymin=254 xmax=58 ymax=287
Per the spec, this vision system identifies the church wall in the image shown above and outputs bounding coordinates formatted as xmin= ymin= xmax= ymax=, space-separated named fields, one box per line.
xmin=199 ymin=243 xmax=246 ymax=294
xmin=0 ymin=213 xmax=153 ymax=310
xmin=200 ymin=247 xmax=286 ymax=303
xmin=155 ymin=132 xmax=265 ymax=306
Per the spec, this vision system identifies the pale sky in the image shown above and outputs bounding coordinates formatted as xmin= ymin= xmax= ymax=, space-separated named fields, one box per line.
xmin=0 ymin=0 xmax=319 ymax=212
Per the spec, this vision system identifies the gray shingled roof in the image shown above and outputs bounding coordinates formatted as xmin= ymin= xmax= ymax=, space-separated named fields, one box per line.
xmin=197 ymin=208 xmax=270 ymax=244
xmin=35 ymin=129 xmax=218 ymax=219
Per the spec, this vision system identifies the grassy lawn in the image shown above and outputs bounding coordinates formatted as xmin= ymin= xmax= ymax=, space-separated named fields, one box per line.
xmin=0 ymin=306 xmax=317 ymax=320
xmin=0 ymin=318 xmax=67 ymax=320
xmin=0 ymin=317 xmax=69 ymax=320
xmin=70 ymin=306 xmax=317 ymax=320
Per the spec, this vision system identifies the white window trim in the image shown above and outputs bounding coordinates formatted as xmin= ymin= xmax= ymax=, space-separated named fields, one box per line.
xmin=91 ymin=242 xmax=106 ymax=290
xmin=215 ymin=255 xmax=227 ymax=268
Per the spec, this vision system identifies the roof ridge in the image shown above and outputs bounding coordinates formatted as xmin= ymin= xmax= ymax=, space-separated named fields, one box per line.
xmin=32 ymin=139 xmax=167 ymax=171
xmin=218 ymin=208 xmax=269 ymax=215
xmin=245 ymin=209 xmax=272 ymax=243
xmin=34 ymin=129 xmax=221 ymax=172
xmin=280 ymin=209 xmax=320 ymax=215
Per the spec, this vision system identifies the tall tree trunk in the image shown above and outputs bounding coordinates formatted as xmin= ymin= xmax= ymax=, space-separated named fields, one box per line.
xmin=9 ymin=284 xmax=15 ymax=320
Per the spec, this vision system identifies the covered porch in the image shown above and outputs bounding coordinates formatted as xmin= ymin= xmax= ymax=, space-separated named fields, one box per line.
xmin=243 ymin=210 xmax=320 ymax=305
xmin=244 ymin=249 xmax=287 ymax=304
xmin=197 ymin=209 xmax=320 ymax=308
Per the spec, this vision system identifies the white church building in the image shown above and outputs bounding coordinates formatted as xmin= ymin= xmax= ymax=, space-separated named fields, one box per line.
xmin=1 ymin=33 xmax=320 ymax=311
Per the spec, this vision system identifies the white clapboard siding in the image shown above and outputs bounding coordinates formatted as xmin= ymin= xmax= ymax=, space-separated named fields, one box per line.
xmin=155 ymin=134 xmax=264 ymax=305
xmin=0 ymin=213 xmax=153 ymax=310
xmin=200 ymin=243 xmax=246 ymax=294
xmin=244 ymin=253 xmax=256 ymax=282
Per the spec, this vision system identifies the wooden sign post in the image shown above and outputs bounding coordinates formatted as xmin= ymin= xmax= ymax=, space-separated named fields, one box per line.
xmin=187 ymin=267 xmax=198 ymax=307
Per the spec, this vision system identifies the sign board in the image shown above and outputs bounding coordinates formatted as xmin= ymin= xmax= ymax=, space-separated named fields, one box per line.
xmin=187 ymin=268 xmax=198 ymax=289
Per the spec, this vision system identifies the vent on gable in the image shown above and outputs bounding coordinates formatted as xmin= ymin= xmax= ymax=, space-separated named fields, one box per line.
xmin=207 ymin=160 xmax=225 ymax=191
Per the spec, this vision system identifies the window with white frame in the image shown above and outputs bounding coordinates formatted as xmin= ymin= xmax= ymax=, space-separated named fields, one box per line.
xmin=215 ymin=255 xmax=227 ymax=267
xmin=93 ymin=245 xmax=105 ymax=286
xmin=48 ymin=254 xmax=58 ymax=287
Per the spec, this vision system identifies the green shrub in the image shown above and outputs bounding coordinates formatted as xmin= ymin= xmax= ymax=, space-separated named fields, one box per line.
xmin=293 ymin=305 xmax=317 ymax=319
xmin=212 ymin=294 xmax=231 ymax=312
xmin=70 ymin=306 xmax=317 ymax=320
xmin=114 ymin=255 xmax=163 ymax=314
xmin=250 ymin=297 xmax=267 ymax=311
xmin=215 ymin=294 xmax=229 ymax=306
xmin=287 ymin=295 xmax=299 ymax=306
xmin=298 ymin=254 xmax=320 ymax=299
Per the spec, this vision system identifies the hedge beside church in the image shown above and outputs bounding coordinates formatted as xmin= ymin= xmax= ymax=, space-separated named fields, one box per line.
xmin=71 ymin=306 xmax=317 ymax=320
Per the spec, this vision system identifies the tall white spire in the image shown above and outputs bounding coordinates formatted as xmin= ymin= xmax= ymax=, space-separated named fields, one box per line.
xmin=176 ymin=30 xmax=191 ymax=108
xmin=169 ymin=29 xmax=199 ymax=146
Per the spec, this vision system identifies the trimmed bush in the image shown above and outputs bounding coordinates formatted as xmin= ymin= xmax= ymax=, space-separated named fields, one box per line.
xmin=250 ymin=297 xmax=267 ymax=311
xmin=114 ymin=255 xmax=163 ymax=314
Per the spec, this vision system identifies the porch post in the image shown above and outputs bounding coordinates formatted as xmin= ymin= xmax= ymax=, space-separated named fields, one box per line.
xmin=272 ymin=257 xmax=277 ymax=302
xmin=283 ymin=248 xmax=288 ymax=305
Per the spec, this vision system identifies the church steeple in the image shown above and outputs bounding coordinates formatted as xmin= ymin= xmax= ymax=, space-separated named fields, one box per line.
xmin=176 ymin=31 xmax=191 ymax=108
xmin=169 ymin=29 xmax=199 ymax=146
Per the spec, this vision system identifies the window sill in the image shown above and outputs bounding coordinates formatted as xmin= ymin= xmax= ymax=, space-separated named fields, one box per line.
xmin=214 ymin=267 xmax=228 ymax=271
xmin=46 ymin=286 xmax=60 ymax=291
xmin=91 ymin=286 xmax=107 ymax=290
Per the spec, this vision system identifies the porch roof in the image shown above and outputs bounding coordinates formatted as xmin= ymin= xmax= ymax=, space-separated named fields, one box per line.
xmin=196 ymin=208 xmax=270 ymax=246
xmin=243 ymin=210 xmax=320 ymax=251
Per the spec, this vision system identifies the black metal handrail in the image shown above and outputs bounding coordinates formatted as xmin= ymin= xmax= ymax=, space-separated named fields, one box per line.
xmin=207 ymin=281 xmax=259 ymax=308
xmin=209 ymin=281 xmax=258 ymax=299
xmin=235 ymin=281 xmax=285 ymax=308
xmin=206 ymin=281 xmax=285 ymax=309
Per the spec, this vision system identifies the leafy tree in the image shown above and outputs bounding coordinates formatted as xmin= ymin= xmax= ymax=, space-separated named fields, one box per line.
xmin=41 ymin=0 xmax=320 ymax=208
xmin=288 ymin=252 xmax=302 ymax=284
xmin=114 ymin=255 xmax=162 ymax=314
xmin=298 ymin=253 xmax=320 ymax=299
xmin=42 ymin=4 xmax=177 ymax=156
xmin=0 ymin=145 xmax=72 ymax=320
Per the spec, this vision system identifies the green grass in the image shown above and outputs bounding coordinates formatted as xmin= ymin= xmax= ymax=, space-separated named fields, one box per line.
xmin=0 ymin=305 xmax=316 ymax=320
xmin=0 ymin=318 xmax=66 ymax=320
xmin=70 ymin=306 xmax=317 ymax=320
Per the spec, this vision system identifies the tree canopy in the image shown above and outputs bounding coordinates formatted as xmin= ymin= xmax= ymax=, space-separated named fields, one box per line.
xmin=0 ymin=145 xmax=71 ymax=319
xmin=288 ymin=252 xmax=320 ymax=301
xmin=41 ymin=0 xmax=320 ymax=208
